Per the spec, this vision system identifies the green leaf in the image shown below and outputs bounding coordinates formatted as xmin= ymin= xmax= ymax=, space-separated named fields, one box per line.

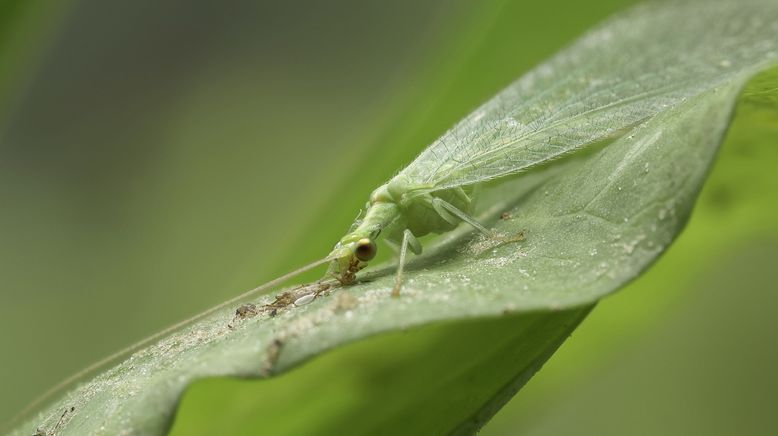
xmin=9 ymin=1 xmax=778 ymax=434
xmin=481 ymin=85 xmax=778 ymax=435
xmin=0 ymin=0 xmax=73 ymax=121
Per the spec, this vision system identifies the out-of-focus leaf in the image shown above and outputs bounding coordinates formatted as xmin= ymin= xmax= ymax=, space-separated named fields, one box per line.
xmin=0 ymin=0 xmax=72 ymax=121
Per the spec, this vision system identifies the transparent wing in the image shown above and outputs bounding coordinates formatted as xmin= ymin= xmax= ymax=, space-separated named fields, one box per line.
xmin=398 ymin=0 xmax=778 ymax=191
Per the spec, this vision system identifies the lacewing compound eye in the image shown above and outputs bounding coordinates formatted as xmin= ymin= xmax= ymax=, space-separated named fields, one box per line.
xmin=354 ymin=238 xmax=377 ymax=261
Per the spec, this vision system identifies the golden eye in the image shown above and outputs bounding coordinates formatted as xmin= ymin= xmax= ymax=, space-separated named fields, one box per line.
xmin=354 ymin=238 xmax=377 ymax=262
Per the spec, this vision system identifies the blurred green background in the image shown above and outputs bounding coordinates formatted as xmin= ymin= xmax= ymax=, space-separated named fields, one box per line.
xmin=2 ymin=0 xmax=776 ymax=434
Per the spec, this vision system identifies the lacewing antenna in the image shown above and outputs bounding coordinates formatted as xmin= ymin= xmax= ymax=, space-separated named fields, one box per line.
xmin=7 ymin=255 xmax=333 ymax=429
